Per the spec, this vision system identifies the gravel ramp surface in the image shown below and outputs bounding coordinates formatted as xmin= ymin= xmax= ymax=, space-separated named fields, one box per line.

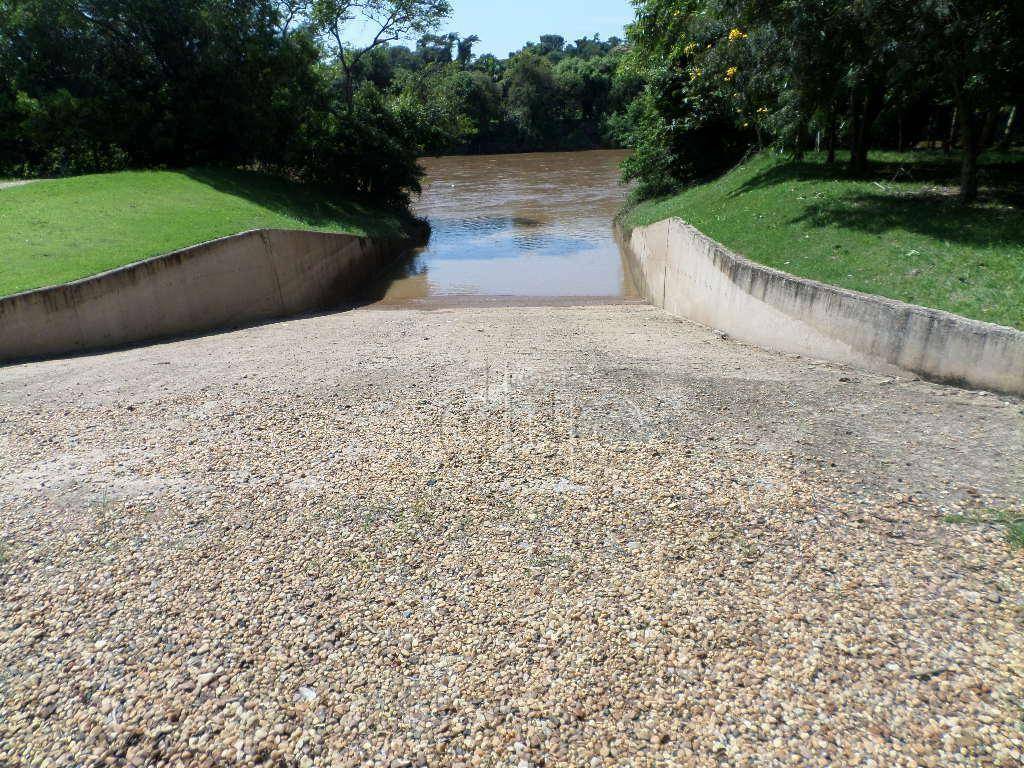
xmin=1 ymin=303 xmax=1022 ymax=767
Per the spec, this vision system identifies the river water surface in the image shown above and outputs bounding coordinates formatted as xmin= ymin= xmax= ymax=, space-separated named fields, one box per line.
xmin=366 ymin=150 xmax=638 ymax=305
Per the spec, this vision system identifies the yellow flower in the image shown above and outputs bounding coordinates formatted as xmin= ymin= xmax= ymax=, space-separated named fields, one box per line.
xmin=728 ymin=28 xmax=748 ymax=42
xmin=684 ymin=42 xmax=699 ymax=56
xmin=757 ymin=106 xmax=769 ymax=115
xmin=689 ymin=67 xmax=703 ymax=81
xmin=725 ymin=66 xmax=739 ymax=80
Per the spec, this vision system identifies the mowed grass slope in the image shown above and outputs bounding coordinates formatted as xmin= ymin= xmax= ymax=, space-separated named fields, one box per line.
xmin=0 ymin=169 xmax=409 ymax=296
xmin=625 ymin=151 xmax=1024 ymax=330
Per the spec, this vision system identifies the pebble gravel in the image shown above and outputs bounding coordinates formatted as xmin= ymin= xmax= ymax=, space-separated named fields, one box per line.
xmin=1 ymin=304 xmax=1021 ymax=767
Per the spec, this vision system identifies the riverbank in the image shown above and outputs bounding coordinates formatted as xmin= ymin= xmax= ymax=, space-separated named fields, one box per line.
xmin=623 ymin=151 xmax=1024 ymax=330
xmin=2 ymin=303 xmax=1021 ymax=766
xmin=0 ymin=169 xmax=414 ymax=297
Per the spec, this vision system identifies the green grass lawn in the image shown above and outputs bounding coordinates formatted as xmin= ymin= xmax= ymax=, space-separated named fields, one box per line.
xmin=624 ymin=151 xmax=1024 ymax=330
xmin=0 ymin=169 xmax=410 ymax=296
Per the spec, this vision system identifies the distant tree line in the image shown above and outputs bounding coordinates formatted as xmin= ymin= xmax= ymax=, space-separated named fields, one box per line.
xmin=624 ymin=0 xmax=1024 ymax=203
xmin=378 ymin=32 xmax=643 ymax=154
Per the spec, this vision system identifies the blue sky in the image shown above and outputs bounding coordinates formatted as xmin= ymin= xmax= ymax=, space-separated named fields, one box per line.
xmin=353 ymin=0 xmax=636 ymax=58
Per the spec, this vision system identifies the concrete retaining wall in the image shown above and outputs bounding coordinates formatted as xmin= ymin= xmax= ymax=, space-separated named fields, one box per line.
xmin=619 ymin=217 xmax=1024 ymax=396
xmin=0 ymin=227 xmax=422 ymax=363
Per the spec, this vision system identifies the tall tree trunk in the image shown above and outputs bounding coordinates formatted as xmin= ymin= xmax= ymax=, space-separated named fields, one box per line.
xmin=945 ymin=108 xmax=958 ymax=156
xmin=848 ymin=86 xmax=883 ymax=176
xmin=997 ymin=105 xmax=1017 ymax=150
xmin=849 ymin=104 xmax=873 ymax=175
xmin=980 ymin=110 xmax=999 ymax=148
xmin=958 ymin=103 xmax=980 ymax=205
xmin=342 ymin=66 xmax=355 ymax=109
xmin=960 ymin=134 xmax=980 ymax=205
xmin=826 ymin=110 xmax=837 ymax=165
xmin=848 ymin=93 xmax=866 ymax=174
xmin=794 ymin=119 xmax=808 ymax=160
xmin=925 ymin=110 xmax=937 ymax=149
xmin=334 ymin=39 xmax=356 ymax=111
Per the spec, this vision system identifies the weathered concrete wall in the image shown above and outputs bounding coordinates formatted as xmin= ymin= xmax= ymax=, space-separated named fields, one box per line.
xmin=619 ymin=217 xmax=1024 ymax=396
xmin=0 ymin=227 xmax=422 ymax=363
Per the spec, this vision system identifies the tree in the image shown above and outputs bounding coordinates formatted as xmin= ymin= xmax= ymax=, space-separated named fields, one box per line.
xmin=416 ymin=32 xmax=457 ymax=64
xmin=538 ymin=34 xmax=565 ymax=55
xmin=390 ymin=63 xmax=500 ymax=153
xmin=905 ymin=0 xmax=1024 ymax=202
xmin=0 ymin=0 xmax=324 ymax=172
xmin=309 ymin=0 xmax=452 ymax=105
xmin=503 ymin=51 xmax=561 ymax=144
xmin=625 ymin=1 xmax=760 ymax=185
xmin=456 ymin=34 xmax=479 ymax=66
xmin=567 ymin=34 xmax=611 ymax=59
xmin=555 ymin=56 xmax=615 ymax=142
xmin=0 ymin=0 xmax=430 ymax=203
xmin=289 ymin=81 xmax=423 ymax=204
xmin=473 ymin=54 xmax=505 ymax=82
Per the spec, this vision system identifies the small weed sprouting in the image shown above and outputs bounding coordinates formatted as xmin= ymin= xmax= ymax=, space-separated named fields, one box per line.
xmin=1006 ymin=518 xmax=1024 ymax=550
xmin=946 ymin=509 xmax=1024 ymax=550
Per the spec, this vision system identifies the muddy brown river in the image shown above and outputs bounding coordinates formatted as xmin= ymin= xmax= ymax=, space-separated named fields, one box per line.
xmin=366 ymin=150 xmax=638 ymax=305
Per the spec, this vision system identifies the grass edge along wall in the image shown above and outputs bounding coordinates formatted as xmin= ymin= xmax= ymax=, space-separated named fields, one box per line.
xmin=0 ymin=227 xmax=427 ymax=363
xmin=624 ymin=151 xmax=1024 ymax=332
xmin=0 ymin=168 xmax=412 ymax=298
xmin=618 ymin=215 xmax=1024 ymax=397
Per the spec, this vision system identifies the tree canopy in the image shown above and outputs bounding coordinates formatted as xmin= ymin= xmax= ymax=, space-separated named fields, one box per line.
xmin=380 ymin=31 xmax=639 ymax=155
xmin=624 ymin=0 xmax=1024 ymax=202
xmin=0 ymin=1 xmax=640 ymax=191
xmin=0 ymin=0 xmax=454 ymax=204
xmin=4 ymin=0 xmax=1019 ymax=207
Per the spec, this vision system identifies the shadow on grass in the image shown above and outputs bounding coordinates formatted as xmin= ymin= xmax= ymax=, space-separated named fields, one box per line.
xmin=183 ymin=167 xmax=407 ymax=238
xmin=731 ymin=152 xmax=1024 ymax=209
xmin=789 ymin=191 xmax=1024 ymax=249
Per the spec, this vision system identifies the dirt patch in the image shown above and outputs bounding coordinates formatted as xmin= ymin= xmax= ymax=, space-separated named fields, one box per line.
xmin=0 ymin=179 xmax=37 ymax=190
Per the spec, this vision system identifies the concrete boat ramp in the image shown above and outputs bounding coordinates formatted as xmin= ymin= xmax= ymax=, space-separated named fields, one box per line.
xmin=1 ymin=301 xmax=1021 ymax=767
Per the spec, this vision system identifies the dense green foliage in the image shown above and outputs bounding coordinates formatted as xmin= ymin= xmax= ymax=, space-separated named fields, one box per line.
xmin=0 ymin=169 xmax=410 ymax=296
xmin=380 ymin=33 xmax=643 ymax=154
xmin=0 ymin=0 xmax=643 ymax=188
xmin=624 ymin=151 xmax=1024 ymax=329
xmin=624 ymin=0 xmax=1024 ymax=203
xmin=0 ymin=0 xmax=453 ymax=204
